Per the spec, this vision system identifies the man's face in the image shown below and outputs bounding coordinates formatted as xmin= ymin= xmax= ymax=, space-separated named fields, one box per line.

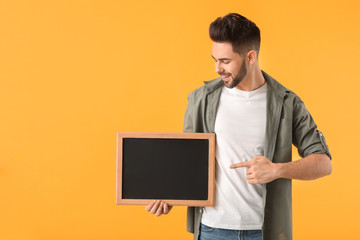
xmin=212 ymin=42 xmax=247 ymax=89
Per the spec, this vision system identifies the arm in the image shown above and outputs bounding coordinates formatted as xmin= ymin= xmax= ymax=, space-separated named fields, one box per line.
xmin=230 ymin=154 xmax=332 ymax=184
xmin=230 ymin=153 xmax=332 ymax=184
xmin=276 ymin=153 xmax=332 ymax=180
xmin=278 ymin=95 xmax=332 ymax=180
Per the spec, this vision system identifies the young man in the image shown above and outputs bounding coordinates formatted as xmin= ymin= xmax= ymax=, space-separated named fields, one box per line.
xmin=146 ymin=13 xmax=332 ymax=240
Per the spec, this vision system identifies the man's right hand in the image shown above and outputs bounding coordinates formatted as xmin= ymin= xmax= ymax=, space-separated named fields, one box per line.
xmin=145 ymin=200 xmax=173 ymax=216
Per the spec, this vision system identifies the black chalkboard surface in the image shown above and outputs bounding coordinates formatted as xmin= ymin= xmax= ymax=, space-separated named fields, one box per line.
xmin=116 ymin=132 xmax=215 ymax=206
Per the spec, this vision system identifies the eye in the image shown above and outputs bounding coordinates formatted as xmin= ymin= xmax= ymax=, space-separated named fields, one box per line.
xmin=223 ymin=61 xmax=230 ymax=64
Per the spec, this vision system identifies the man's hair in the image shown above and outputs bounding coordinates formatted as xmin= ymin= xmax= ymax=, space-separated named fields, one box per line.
xmin=209 ymin=13 xmax=261 ymax=55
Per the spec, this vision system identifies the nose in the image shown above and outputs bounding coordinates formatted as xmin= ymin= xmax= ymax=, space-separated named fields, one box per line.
xmin=215 ymin=62 xmax=223 ymax=74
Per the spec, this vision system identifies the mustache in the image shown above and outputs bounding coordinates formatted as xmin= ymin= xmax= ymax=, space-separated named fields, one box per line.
xmin=219 ymin=73 xmax=231 ymax=77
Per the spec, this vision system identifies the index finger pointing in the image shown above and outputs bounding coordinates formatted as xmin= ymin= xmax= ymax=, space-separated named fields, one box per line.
xmin=230 ymin=161 xmax=252 ymax=169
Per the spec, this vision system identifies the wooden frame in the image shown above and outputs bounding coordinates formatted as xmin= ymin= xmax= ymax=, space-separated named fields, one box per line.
xmin=116 ymin=132 xmax=215 ymax=206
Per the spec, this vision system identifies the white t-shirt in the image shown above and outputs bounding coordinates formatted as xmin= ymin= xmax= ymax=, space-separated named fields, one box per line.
xmin=201 ymin=82 xmax=267 ymax=230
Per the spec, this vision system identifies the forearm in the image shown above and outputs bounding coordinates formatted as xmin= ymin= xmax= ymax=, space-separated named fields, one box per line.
xmin=274 ymin=153 xmax=332 ymax=180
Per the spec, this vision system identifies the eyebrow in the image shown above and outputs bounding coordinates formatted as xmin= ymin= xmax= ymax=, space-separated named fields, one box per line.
xmin=211 ymin=55 xmax=232 ymax=61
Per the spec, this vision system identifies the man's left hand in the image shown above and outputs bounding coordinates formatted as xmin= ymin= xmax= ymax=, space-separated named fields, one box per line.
xmin=230 ymin=156 xmax=278 ymax=184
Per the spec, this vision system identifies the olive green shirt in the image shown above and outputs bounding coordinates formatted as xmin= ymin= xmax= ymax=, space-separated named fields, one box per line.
xmin=183 ymin=71 xmax=331 ymax=240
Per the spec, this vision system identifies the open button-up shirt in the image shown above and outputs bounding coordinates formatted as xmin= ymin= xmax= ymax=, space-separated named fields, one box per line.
xmin=183 ymin=71 xmax=331 ymax=240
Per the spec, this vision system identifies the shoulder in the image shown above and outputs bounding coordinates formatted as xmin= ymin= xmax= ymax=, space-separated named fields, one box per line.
xmin=264 ymin=71 xmax=290 ymax=95
xmin=263 ymin=70 xmax=303 ymax=104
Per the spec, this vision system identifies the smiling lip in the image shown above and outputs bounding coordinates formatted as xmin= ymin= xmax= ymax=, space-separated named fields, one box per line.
xmin=222 ymin=75 xmax=230 ymax=81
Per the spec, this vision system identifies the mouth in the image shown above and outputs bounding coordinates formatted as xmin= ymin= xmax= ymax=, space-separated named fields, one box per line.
xmin=221 ymin=74 xmax=231 ymax=82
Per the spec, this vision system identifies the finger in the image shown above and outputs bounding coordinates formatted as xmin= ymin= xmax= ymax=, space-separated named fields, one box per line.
xmin=150 ymin=200 xmax=161 ymax=214
xmin=163 ymin=203 xmax=172 ymax=214
xmin=155 ymin=202 xmax=164 ymax=216
xmin=246 ymin=175 xmax=254 ymax=181
xmin=248 ymin=179 xmax=259 ymax=185
xmin=145 ymin=200 xmax=156 ymax=212
xmin=230 ymin=161 xmax=252 ymax=169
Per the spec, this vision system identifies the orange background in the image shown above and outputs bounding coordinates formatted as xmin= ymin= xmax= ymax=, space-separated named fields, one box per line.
xmin=0 ymin=0 xmax=359 ymax=239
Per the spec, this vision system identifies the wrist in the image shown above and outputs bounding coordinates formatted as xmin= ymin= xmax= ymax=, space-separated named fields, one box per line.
xmin=273 ymin=162 xmax=284 ymax=180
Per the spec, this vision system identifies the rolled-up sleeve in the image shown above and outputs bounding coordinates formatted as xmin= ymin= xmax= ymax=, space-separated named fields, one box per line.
xmin=292 ymin=96 xmax=332 ymax=159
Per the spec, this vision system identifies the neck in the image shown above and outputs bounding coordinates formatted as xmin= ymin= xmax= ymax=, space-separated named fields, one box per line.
xmin=235 ymin=66 xmax=266 ymax=91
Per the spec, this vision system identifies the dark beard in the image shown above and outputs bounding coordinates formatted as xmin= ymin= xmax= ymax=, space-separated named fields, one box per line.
xmin=227 ymin=59 xmax=247 ymax=89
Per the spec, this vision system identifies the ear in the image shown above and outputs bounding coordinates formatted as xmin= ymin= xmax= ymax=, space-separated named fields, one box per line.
xmin=246 ymin=50 xmax=257 ymax=65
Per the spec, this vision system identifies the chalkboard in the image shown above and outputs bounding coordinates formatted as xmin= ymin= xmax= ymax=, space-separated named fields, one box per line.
xmin=116 ymin=132 xmax=215 ymax=206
